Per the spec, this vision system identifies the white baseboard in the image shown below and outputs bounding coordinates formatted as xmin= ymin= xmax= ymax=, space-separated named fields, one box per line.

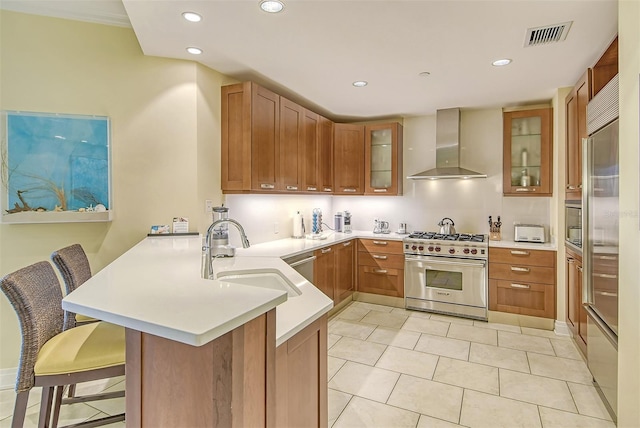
xmin=0 ymin=367 xmax=16 ymax=390
xmin=554 ymin=320 xmax=572 ymax=337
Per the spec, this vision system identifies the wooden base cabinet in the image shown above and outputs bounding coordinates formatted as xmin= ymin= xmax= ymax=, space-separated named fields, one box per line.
xmin=357 ymin=239 xmax=404 ymax=297
xmin=314 ymin=240 xmax=356 ymax=305
xmin=488 ymin=247 xmax=556 ymax=319
xmin=275 ymin=315 xmax=328 ymax=428
xmin=566 ymin=246 xmax=587 ymax=356
xmin=125 ymin=310 xmax=276 ymax=428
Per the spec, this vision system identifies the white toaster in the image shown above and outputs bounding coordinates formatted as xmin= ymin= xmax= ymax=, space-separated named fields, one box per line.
xmin=514 ymin=224 xmax=545 ymax=243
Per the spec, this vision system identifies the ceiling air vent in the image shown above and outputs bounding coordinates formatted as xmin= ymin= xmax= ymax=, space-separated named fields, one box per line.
xmin=524 ymin=21 xmax=572 ymax=47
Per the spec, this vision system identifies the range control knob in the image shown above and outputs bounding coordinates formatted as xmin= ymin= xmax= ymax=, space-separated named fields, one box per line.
xmin=463 ymin=248 xmax=470 ymax=254
xmin=449 ymin=248 xmax=455 ymax=254
xmin=428 ymin=246 xmax=434 ymax=252
xmin=418 ymin=246 xmax=424 ymax=251
xmin=435 ymin=246 xmax=441 ymax=252
xmin=411 ymin=245 xmax=417 ymax=251
xmin=471 ymin=248 xmax=478 ymax=255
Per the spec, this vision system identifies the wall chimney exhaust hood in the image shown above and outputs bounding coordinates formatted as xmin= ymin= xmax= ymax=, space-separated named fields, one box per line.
xmin=408 ymin=108 xmax=487 ymax=180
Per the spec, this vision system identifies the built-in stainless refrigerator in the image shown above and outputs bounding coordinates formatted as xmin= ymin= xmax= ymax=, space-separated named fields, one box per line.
xmin=582 ymin=74 xmax=619 ymax=420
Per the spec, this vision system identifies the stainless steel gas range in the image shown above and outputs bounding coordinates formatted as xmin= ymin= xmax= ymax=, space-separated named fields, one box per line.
xmin=403 ymin=232 xmax=488 ymax=320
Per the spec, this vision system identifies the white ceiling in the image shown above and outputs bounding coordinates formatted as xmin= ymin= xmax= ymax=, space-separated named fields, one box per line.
xmin=3 ymin=0 xmax=618 ymax=121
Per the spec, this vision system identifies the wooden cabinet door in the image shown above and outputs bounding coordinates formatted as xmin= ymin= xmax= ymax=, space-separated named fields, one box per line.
xmin=251 ymin=83 xmax=280 ymax=191
xmin=334 ymin=124 xmax=365 ymax=194
xmin=302 ymin=109 xmax=320 ymax=193
xmin=279 ymin=97 xmax=304 ymax=192
xmin=313 ymin=246 xmax=335 ymax=300
xmin=489 ymin=279 xmax=555 ymax=319
xmin=364 ymin=123 xmax=403 ymax=195
xmin=566 ymin=70 xmax=591 ymax=200
xmin=566 ymin=254 xmax=579 ymax=331
xmin=319 ymin=116 xmax=334 ymax=193
xmin=221 ymin=82 xmax=251 ymax=192
xmin=591 ymin=36 xmax=618 ymax=97
xmin=576 ymin=258 xmax=588 ymax=351
xmin=334 ymin=240 xmax=355 ymax=304
xmin=503 ymin=108 xmax=553 ymax=196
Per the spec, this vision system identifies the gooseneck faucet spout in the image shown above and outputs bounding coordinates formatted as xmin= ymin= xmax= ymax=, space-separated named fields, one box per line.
xmin=202 ymin=218 xmax=250 ymax=279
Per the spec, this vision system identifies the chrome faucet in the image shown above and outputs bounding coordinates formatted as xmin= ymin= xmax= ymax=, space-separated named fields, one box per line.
xmin=201 ymin=218 xmax=250 ymax=279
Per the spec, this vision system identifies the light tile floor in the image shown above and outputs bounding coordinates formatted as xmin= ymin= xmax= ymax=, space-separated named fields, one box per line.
xmin=0 ymin=377 xmax=125 ymax=428
xmin=1 ymin=301 xmax=615 ymax=428
xmin=329 ymin=301 xmax=616 ymax=428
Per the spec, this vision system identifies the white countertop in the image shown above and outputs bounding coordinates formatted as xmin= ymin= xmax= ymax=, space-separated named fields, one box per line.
xmin=489 ymin=239 xmax=557 ymax=251
xmin=62 ymin=236 xmax=292 ymax=347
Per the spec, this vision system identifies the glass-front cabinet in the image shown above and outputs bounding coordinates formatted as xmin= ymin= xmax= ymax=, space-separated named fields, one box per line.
xmin=364 ymin=123 xmax=403 ymax=195
xmin=502 ymin=108 xmax=553 ymax=196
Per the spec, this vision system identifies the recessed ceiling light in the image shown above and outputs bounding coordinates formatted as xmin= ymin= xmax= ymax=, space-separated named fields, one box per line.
xmin=418 ymin=71 xmax=431 ymax=77
xmin=352 ymin=81 xmax=368 ymax=87
xmin=492 ymin=58 xmax=512 ymax=66
xmin=186 ymin=47 xmax=203 ymax=55
xmin=182 ymin=12 xmax=202 ymax=22
xmin=260 ymin=0 xmax=284 ymax=13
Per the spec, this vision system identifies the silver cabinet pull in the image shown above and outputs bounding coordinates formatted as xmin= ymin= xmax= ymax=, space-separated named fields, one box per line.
xmin=260 ymin=183 xmax=275 ymax=189
xmin=566 ymin=185 xmax=576 ymax=190
xmin=596 ymin=255 xmax=617 ymax=261
xmin=510 ymin=283 xmax=531 ymax=289
xmin=306 ymin=186 xmax=317 ymax=191
xmin=321 ymin=248 xmax=332 ymax=254
xmin=510 ymin=250 xmax=530 ymax=255
xmin=595 ymin=291 xmax=617 ymax=297
xmin=594 ymin=273 xmax=617 ymax=279
xmin=372 ymin=241 xmax=388 ymax=245
xmin=567 ymin=258 xmax=575 ymax=264
xmin=323 ymin=188 xmax=332 ymax=192
xmin=372 ymin=255 xmax=388 ymax=260
xmin=373 ymin=269 xmax=388 ymax=274
xmin=286 ymin=185 xmax=298 ymax=191
xmin=510 ymin=266 xmax=530 ymax=272
xmin=373 ymin=188 xmax=388 ymax=193
xmin=343 ymin=188 xmax=357 ymax=193
xmin=515 ymin=187 xmax=536 ymax=192
xmin=577 ymin=266 xmax=583 ymax=273
xmin=578 ymin=184 xmax=583 ymax=189
xmin=343 ymin=241 xmax=352 ymax=247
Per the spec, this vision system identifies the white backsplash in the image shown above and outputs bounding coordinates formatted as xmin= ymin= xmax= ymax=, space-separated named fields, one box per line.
xmin=223 ymin=108 xmax=554 ymax=246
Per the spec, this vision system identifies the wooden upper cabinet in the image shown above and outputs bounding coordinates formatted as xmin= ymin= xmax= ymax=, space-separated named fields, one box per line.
xmin=302 ymin=109 xmax=321 ymax=193
xmin=251 ymin=84 xmax=280 ymax=192
xmin=503 ymin=108 xmax=553 ymax=196
xmin=565 ymin=70 xmax=591 ymax=200
xmin=334 ymin=124 xmax=365 ymax=194
xmin=319 ymin=116 xmax=334 ymax=193
xmin=364 ymin=123 xmax=403 ymax=196
xmin=592 ymin=36 xmax=618 ymax=98
xmin=221 ymin=82 xmax=251 ymax=192
xmin=279 ymin=97 xmax=304 ymax=192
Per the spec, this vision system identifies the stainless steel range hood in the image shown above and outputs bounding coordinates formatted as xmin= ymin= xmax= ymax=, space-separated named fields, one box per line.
xmin=408 ymin=108 xmax=487 ymax=180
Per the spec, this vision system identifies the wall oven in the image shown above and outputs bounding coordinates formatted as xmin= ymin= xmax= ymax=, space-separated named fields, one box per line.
xmin=403 ymin=232 xmax=488 ymax=320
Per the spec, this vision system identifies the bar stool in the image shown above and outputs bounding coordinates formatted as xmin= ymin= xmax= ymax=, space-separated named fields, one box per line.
xmin=0 ymin=261 xmax=125 ymax=428
xmin=51 ymin=244 xmax=97 ymax=331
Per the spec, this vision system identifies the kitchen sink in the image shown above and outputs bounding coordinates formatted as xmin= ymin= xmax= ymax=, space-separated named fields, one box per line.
xmin=215 ymin=269 xmax=302 ymax=298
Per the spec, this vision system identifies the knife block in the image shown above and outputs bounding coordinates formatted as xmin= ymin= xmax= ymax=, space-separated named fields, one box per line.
xmin=489 ymin=227 xmax=501 ymax=241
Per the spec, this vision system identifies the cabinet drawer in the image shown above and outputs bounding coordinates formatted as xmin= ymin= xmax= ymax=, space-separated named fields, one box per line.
xmin=358 ymin=239 xmax=404 ymax=255
xmin=357 ymin=266 xmax=403 ymax=298
xmin=489 ymin=247 xmax=555 ymax=267
xmin=489 ymin=262 xmax=555 ymax=284
xmin=489 ymin=279 xmax=555 ymax=319
xmin=357 ymin=251 xmax=404 ymax=269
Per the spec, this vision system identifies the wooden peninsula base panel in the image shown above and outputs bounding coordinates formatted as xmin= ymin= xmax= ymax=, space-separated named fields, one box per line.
xmin=125 ymin=311 xmax=329 ymax=427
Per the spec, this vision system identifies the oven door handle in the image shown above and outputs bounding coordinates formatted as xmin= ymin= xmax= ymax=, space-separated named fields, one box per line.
xmin=404 ymin=256 xmax=486 ymax=268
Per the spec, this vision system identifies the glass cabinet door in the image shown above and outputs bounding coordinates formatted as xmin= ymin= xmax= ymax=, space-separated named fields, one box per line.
xmin=364 ymin=123 xmax=403 ymax=195
xmin=503 ymin=108 xmax=552 ymax=196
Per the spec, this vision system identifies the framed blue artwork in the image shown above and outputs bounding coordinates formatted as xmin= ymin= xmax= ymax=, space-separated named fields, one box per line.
xmin=1 ymin=111 xmax=112 ymax=223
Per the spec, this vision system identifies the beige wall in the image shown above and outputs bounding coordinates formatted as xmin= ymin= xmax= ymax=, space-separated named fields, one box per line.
xmin=0 ymin=11 xmax=230 ymax=371
xmin=617 ymin=0 xmax=640 ymax=426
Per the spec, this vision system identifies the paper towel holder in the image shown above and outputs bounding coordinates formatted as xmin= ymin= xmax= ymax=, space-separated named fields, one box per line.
xmin=292 ymin=211 xmax=305 ymax=239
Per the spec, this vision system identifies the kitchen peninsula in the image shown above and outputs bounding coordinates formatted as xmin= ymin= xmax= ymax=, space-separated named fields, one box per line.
xmin=62 ymin=235 xmax=333 ymax=427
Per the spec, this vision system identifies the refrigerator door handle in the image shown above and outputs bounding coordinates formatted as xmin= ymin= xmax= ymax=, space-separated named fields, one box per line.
xmin=581 ymin=137 xmax=593 ymax=306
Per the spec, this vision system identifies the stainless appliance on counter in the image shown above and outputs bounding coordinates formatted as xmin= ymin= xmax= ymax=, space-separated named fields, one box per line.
xmin=514 ymin=224 xmax=545 ymax=243
xmin=583 ymin=74 xmax=619 ymax=420
xmin=404 ymin=232 xmax=488 ymax=320
xmin=283 ymin=252 xmax=316 ymax=283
